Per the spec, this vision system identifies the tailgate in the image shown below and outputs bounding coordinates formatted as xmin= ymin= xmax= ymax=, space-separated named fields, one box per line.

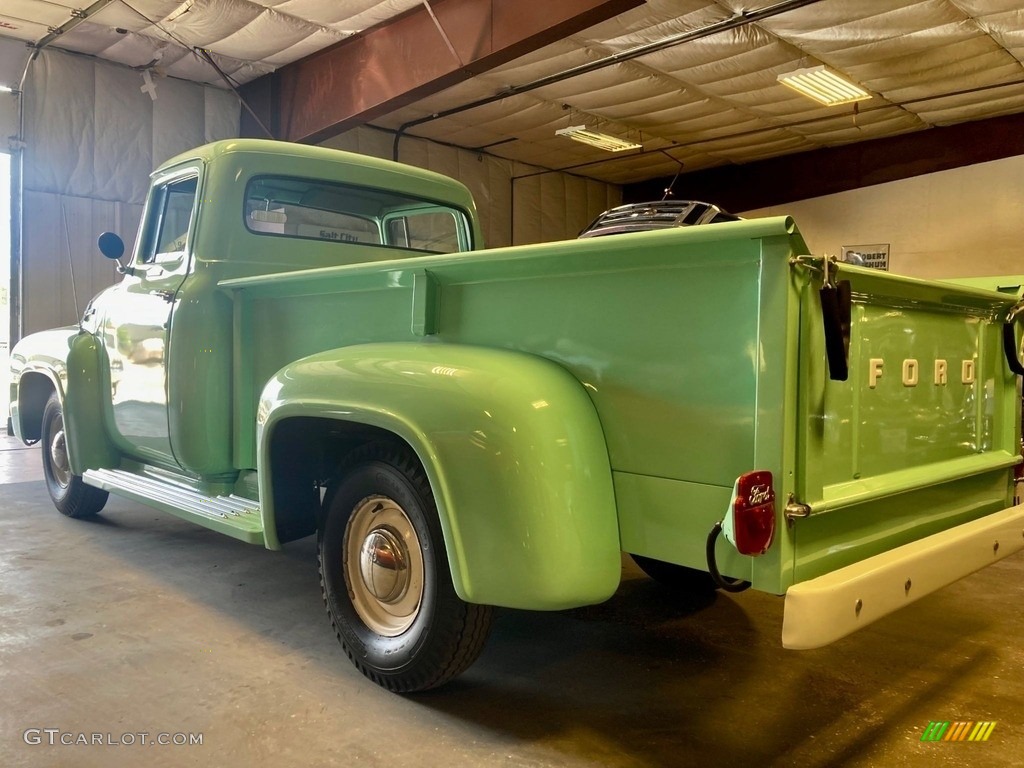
xmin=792 ymin=261 xmax=1021 ymax=584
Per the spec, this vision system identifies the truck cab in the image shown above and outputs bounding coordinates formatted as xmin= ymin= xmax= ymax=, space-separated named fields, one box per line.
xmin=69 ymin=141 xmax=481 ymax=481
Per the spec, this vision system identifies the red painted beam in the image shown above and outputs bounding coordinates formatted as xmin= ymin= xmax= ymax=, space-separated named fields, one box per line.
xmin=241 ymin=0 xmax=642 ymax=143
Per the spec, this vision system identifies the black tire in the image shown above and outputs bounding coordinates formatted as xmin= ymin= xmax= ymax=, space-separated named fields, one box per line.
xmin=319 ymin=443 xmax=493 ymax=692
xmin=41 ymin=393 xmax=108 ymax=519
xmin=631 ymin=553 xmax=718 ymax=594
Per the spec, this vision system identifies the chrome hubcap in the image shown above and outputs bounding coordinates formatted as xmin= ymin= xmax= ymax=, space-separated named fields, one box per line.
xmin=344 ymin=496 xmax=424 ymax=637
xmin=49 ymin=426 xmax=70 ymax=488
xmin=359 ymin=528 xmax=410 ymax=603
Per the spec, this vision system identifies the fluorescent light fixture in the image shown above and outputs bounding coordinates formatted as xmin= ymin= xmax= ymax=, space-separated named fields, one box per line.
xmin=777 ymin=66 xmax=870 ymax=107
xmin=556 ymin=125 xmax=642 ymax=152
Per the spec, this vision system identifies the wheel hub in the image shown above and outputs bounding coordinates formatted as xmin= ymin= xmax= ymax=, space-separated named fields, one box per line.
xmin=343 ymin=495 xmax=425 ymax=637
xmin=358 ymin=527 xmax=410 ymax=603
xmin=49 ymin=428 xmax=70 ymax=486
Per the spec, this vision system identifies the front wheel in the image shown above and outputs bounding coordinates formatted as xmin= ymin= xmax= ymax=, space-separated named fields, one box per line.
xmin=319 ymin=444 xmax=493 ymax=692
xmin=41 ymin=393 xmax=108 ymax=518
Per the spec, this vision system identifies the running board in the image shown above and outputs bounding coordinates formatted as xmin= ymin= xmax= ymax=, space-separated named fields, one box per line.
xmin=83 ymin=468 xmax=264 ymax=545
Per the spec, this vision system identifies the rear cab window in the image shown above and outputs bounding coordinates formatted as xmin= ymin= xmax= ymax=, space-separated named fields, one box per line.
xmin=244 ymin=176 xmax=472 ymax=255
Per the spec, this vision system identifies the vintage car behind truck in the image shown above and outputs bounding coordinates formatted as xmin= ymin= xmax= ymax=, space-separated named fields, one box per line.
xmin=11 ymin=139 xmax=1024 ymax=692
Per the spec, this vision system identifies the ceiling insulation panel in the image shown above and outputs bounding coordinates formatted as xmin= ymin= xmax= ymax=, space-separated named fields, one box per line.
xmin=1 ymin=0 xmax=1022 ymax=183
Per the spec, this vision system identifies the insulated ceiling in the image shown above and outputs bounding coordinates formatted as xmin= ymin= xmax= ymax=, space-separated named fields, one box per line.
xmin=377 ymin=0 xmax=1024 ymax=183
xmin=0 ymin=0 xmax=425 ymax=84
xmin=1 ymin=0 xmax=1023 ymax=184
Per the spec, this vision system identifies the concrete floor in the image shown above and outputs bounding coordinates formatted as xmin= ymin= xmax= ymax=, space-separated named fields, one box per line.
xmin=1 ymin=432 xmax=1022 ymax=768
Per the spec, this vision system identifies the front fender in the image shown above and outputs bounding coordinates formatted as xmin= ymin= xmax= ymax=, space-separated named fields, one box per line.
xmin=64 ymin=333 xmax=121 ymax=474
xmin=9 ymin=328 xmax=120 ymax=472
xmin=9 ymin=327 xmax=77 ymax=441
xmin=258 ymin=342 xmax=622 ymax=610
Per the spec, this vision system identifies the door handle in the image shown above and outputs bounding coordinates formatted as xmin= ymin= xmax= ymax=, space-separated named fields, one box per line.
xmin=155 ymin=289 xmax=176 ymax=302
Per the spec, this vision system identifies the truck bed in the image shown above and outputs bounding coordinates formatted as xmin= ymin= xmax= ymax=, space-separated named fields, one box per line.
xmin=221 ymin=217 xmax=1021 ymax=597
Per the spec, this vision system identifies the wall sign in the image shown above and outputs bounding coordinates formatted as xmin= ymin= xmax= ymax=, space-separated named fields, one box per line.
xmin=842 ymin=243 xmax=889 ymax=270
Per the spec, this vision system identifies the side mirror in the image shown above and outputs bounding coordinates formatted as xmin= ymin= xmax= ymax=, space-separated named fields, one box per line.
xmin=98 ymin=232 xmax=132 ymax=275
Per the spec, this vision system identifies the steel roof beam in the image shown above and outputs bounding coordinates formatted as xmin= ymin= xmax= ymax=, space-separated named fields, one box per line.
xmin=240 ymin=0 xmax=642 ymax=143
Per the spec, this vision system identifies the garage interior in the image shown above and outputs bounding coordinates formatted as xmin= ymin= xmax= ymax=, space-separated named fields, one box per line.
xmin=2 ymin=1 xmax=1024 ymax=766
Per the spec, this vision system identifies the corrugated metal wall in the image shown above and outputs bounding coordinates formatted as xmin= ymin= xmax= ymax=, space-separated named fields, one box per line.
xmin=0 ymin=39 xmax=20 ymax=143
xmin=16 ymin=46 xmax=239 ymax=337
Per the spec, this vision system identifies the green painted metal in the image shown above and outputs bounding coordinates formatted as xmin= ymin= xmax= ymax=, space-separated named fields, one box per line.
xmin=164 ymin=140 xmax=481 ymax=478
xmin=223 ymin=216 xmax=804 ymax=493
xmin=165 ymin=262 xmax=236 ymax=478
xmin=793 ymin=470 xmax=1012 ymax=582
xmin=8 ymin=327 xmax=75 ymax=441
xmin=64 ymin=334 xmax=121 ymax=474
xmin=221 ymin=212 xmax=811 ymax=594
xmin=946 ymin=274 xmax=1024 ymax=297
xmin=793 ymin=259 xmax=1020 ymax=584
xmin=257 ymin=342 xmax=622 ymax=610
xmin=614 ymin=472 xmax=750 ymax=582
xmin=10 ymin=139 xmax=1024 ymax=615
xmin=411 ymin=269 xmax=440 ymax=336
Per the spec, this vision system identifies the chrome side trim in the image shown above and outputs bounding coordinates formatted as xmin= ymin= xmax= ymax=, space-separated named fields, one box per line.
xmin=83 ymin=468 xmax=263 ymax=544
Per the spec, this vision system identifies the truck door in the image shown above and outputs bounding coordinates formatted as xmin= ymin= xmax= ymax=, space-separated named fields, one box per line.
xmin=100 ymin=170 xmax=198 ymax=466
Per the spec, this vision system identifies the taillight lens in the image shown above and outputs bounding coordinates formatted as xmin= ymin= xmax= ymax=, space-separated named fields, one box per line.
xmin=728 ymin=470 xmax=776 ymax=555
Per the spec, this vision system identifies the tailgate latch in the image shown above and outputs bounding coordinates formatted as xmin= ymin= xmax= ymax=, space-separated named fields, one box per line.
xmin=784 ymin=494 xmax=811 ymax=527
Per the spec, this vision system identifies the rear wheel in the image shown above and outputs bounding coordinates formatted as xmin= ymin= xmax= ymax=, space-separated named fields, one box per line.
xmin=631 ymin=554 xmax=717 ymax=594
xmin=41 ymin=393 xmax=108 ymax=518
xmin=319 ymin=443 xmax=493 ymax=692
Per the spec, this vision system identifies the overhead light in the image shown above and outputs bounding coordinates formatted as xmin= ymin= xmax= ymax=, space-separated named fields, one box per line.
xmin=556 ymin=125 xmax=642 ymax=152
xmin=0 ymin=84 xmax=17 ymax=94
xmin=777 ymin=66 xmax=870 ymax=107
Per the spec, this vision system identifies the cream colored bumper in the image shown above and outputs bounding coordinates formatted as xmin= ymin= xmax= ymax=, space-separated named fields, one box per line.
xmin=782 ymin=504 xmax=1024 ymax=650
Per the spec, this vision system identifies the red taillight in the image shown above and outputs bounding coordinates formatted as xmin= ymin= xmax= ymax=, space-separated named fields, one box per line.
xmin=728 ymin=470 xmax=776 ymax=555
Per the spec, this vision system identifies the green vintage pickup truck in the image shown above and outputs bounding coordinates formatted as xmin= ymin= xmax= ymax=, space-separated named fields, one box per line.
xmin=10 ymin=139 xmax=1024 ymax=692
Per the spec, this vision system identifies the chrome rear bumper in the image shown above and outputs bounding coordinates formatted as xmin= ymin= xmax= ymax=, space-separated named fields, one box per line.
xmin=782 ymin=503 xmax=1024 ymax=649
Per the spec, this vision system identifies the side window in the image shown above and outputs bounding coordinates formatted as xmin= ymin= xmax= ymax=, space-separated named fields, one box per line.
xmin=139 ymin=176 xmax=198 ymax=264
xmin=385 ymin=211 xmax=461 ymax=252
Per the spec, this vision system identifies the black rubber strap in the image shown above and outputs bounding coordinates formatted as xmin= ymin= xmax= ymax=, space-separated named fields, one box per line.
xmin=1003 ymin=320 xmax=1024 ymax=376
xmin=820 ymin=280 xmax=851 ymax=382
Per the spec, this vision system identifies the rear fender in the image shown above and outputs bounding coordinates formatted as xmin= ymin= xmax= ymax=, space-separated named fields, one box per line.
xmin=257 ymin=342 xmax=622 ymax=610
